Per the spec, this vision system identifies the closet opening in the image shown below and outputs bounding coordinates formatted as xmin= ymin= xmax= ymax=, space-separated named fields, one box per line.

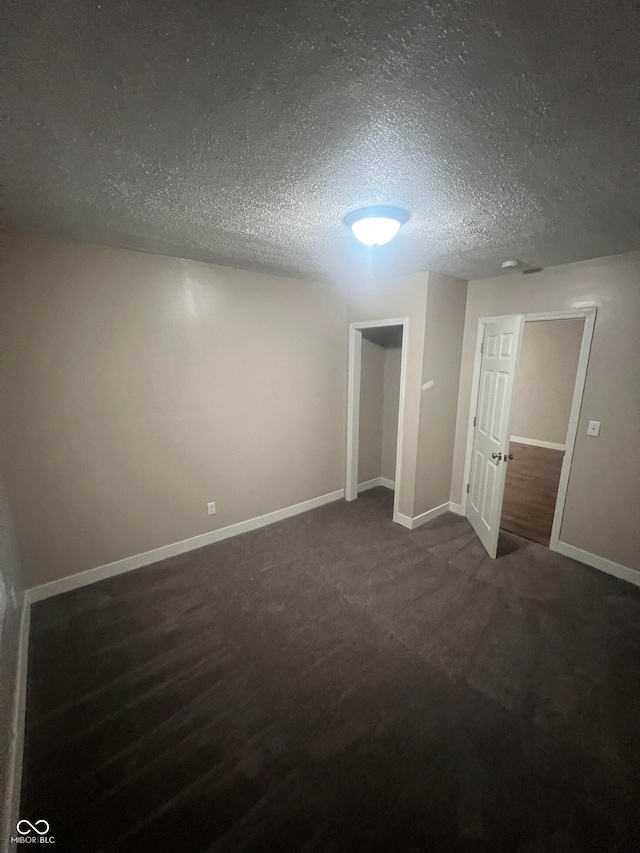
xmin=345 ymin=318 xmax=408 ymax=523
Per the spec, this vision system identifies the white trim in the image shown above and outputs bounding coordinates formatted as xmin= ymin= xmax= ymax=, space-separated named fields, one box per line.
xmin=357 ymin=477 xmax=395 ymax=493
xmin=345 ymin=318 xmax=409 ymax=527
xmin=549 ymin=308 xmax=597 ymax=549
xmin=349 ymin=317 xmax=408 ymax=329
xmin=394 ymin=512 xmax=413 ymax=530
xmin=2 ymin=598 xmax=30 ymax=852
xmin=394 ymin=502 xmax=456 ymax=531
xmin=358 ymin=478 xmax=382 ymax=493
xmin=523 ymin=310 xmax=594 ymax=322
xmin=410 ymin=502 xmax=451 ymax=530
xmin=26 ymin=489 xmax=344 ymax=603
xmin=345 ymin=326 xmax=362 ymax=502
xmin=460 ymin=318 xmax=487 ymax=516
xmin=510 ymin=436 xmax=566 ymax=452
xmin=554 ymin=541 xmax=640 ymax=588
xmin=391 ymin=327 xmax=408 ymax=529
xmin=461 ymin=307 xmax=597 ymax=556
xmin=449 ymin=502 xmax=465 ymax=516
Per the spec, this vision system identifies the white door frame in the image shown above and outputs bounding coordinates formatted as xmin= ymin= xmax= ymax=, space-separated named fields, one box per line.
xmin=460 ymin=307 xmax=597 ymax=553
xmin=346 ymin=317 xmax=409 ymax=525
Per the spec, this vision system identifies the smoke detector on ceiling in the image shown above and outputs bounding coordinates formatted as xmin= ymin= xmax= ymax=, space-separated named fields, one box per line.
xmin=501 ymin=259 xmax=520 ymax=269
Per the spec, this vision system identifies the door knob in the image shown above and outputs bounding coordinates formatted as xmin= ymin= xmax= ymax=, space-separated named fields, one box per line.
xmin=491 ymin=452 xmax=502 ymax=461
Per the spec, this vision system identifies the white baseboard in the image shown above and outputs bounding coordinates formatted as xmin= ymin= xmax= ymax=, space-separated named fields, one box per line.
xmin=410 ymin=502 xmax=451 ymax=530
xmin=510 ymin=436 xmax=566 ymax=452
xmin=26 ymin=489 xmax=345 ymax=604
xmin=448 ymin=502 xmax=465 ymax=516
xmin=358 ymin=478 xmax=381 ymax=493
xmin=394 ymin=502 xmax=453 ymax=531
xmin=554 ymin=541 xmax=640 ymax=588
xmin=358 ymin=477 xmax=395 ymax=493
xmin=2 ymin=597 xmax=30 ymax=852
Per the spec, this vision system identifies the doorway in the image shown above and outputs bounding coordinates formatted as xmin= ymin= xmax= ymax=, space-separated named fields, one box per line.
xmin=345 ymin=318 xmax=408 ymax=524
xmin=500 ymin=318 xmax=584 ymax=546
xmin=462 ymin=308 xmax=596 ymax=558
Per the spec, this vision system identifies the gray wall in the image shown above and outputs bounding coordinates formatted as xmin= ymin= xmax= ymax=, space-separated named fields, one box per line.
xmin=510 ymin=319 xmax=584 ymax=445
xmin=357 ymin=340 xmax=402 ymax=486
xmin=414 ymin=272 xmax=468 ymax=516
xmin=381 ymin=347 xmax=402 ymax=483
xmin=4 ymin=228 xmax=348 ymax=587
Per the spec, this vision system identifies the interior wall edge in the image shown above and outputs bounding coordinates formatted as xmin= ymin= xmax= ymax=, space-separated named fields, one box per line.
xmin=357 ymin=477 xmax=395 ymax=492
xmin=409 ymin=501 xmax=451 ymax=530
xmin=0 ymin=596 xmax=29 ymax=853
xmin=448 ymin=502 xmax=465 ymax=516
xmin=414 ymin=271 xmax=468 ymax=518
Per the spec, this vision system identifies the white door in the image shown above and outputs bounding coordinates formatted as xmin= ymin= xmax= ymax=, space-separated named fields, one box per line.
xmin=467 ymin=315 xmax=524 ymax=557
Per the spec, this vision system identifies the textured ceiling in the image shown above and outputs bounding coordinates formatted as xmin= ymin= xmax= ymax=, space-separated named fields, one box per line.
xmin=3 ymin=0 xmax=639 ymax=283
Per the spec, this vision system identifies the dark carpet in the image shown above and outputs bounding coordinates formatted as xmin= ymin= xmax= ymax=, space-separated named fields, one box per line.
xmin=21 ymin=488 xmax=640 ymax=852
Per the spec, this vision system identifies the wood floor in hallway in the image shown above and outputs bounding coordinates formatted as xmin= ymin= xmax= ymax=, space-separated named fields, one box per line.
xmin=500 ymin=441 xmax=565 ymax=546
xmin=21 ymin=488 xmax=640 ymax=852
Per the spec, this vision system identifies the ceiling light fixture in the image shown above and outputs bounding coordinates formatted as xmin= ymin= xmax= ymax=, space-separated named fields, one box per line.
xmin=345 ymin=205 xmax=410 ymax=246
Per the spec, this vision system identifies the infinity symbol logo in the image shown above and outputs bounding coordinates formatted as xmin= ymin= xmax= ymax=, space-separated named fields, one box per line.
xmin=17 ymin=819 xmax=50 ymax=835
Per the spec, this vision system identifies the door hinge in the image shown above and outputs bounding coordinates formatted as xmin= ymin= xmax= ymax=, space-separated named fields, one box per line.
xmin=480 ymin=341 xmax=484 ymax=354
xmin=473 ymin=416 xmax=477 ymax=427
xmin=466 ymin=483 xmax=470 ymax=494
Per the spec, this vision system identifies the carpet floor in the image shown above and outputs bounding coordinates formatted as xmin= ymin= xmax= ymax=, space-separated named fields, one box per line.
xmin=21 ymin=488 xmax=640 ymax=852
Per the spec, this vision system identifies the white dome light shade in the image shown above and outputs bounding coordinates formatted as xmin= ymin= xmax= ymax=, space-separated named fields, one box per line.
xmin=351 ymin=217 xmax=400 ymax=246
xmin=345 ymin=205 xmax=410 ymax=246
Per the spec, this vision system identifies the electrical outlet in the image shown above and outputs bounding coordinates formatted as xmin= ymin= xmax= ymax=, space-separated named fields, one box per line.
xmin=207 ymin=502 xmax=216 ymax=515
xmin=587 ymin=420 xmax=601 ymax=437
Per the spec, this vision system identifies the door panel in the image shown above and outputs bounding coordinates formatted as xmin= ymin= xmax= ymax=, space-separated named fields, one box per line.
xmin=467 ymin=316 xmax=524 ymax=557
